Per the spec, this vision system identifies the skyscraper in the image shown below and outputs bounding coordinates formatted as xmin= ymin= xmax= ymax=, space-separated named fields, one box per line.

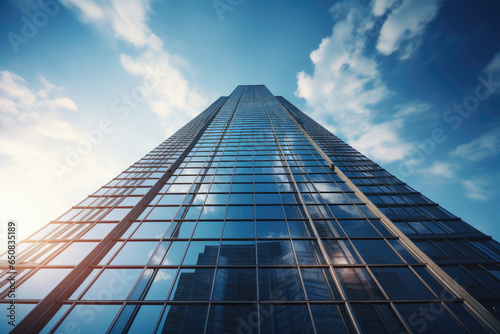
xmin=2 ymin=85 xmax=499 ymax=333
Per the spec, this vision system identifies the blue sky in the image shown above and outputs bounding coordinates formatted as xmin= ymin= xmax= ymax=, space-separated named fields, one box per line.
xmin=1 ymin=0 xmax=499 ymax=240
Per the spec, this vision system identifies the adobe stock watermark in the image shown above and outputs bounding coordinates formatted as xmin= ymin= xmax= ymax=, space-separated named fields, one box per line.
xmin=397 ymin=71 xmax=500 ymax=178
xmin=3 ymin=220 xmax=18 ymax=328
xmin=213 ymin=0 xmax=243 ymax=22
xmin=7 ymin=0 xmax=60 ymax=54
xmin=51 ymin=58 xmax=170 ymax=182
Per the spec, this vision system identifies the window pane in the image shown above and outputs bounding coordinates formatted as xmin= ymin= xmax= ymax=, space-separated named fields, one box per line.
xmin=128 ymin=305 xmax=163 ymax=333
xmin=17 ymin=268 xmax=72 ymax=299
xmin=396 ymin=303 xmax=468 ymax=334
xmin=301 ymin=268 xmax=338 ymax=300
xmin=223 ymin=221 xmax=255 ymax=238
xmin=256 ymin=205 xmax=285 ymax=219
xmin=81 ymin=223 xmax=116 ymax=239
xmin=337 ymin=220 xmax=380 ymax=237
xmin=322 ymin=239 xmax=360 ymax=264
xmin=257 ymin=220 xmax=289 ymax=238
xmin=226 ymin=206 xmax=255 ymax=219
xmin=351 ymin=240 xmax=403 ymax=264
xmin=158 ymin=304 xmax=208 ymax=333
xmin=310 ymin=304 xmax=355 ymax=334
xmin=162 ymin=241 xmax=188 ymax=265
xmin=259 ymin=304 xmax=313 ymax=334
xmin=351 ymin=304 xmax=406 ymax=333
xmin=258 ymin=240 xmax=296 ymax=265
xmin=328 ymin=205 xmax=363 ymax=219
xmin=132 ymin=222 xmax=169 ymax=239
xmin=57 ymin=305 xmax=121 ymax=332
xmin=219 ymin=240 xmax=256 ymax=265
xmin=206 ymin=304 xmax=257 ymax=334
xmin=446 ymin=303 xmax=492 ymax=333
xmin=82 ymin=269 xmax=142 ymax=300
xmin=198 ymin=206 xmax=227 ymax=220
xmin=205 ymin=193 xmax=229 ymax=205
xmin=169 ymin=221 xmax=196 ymax=238
xmin=183 ymin=241 xmax=219 ymax=265
xmin=145 ymin=269 xmax=177 ymax=300
xmin=371 ymin=267 xmax=435 ymax=300
xmin=258 ymin=268 xmax=304 ymax=301
xmin=146 ymin=207 xmax=179 ymax=220
xmin=229 ymin=193 xmax=254 ymax=205
xmin=412 ymin=266 xmax=457 ymax=299
xmin=111 ymin=241 xmax=158 ymax=265
xmin=212 ymin=268 xmax=257 ymax=301
xmin=192 ymin=221 xmax=223 ymax=238
xmin=336 ymin=268 xmax=384 ymax=300
xmin=169 ymin=268 xmax=215 ymax=301
xmin=39 ymin=305 xmax=71 ymax=334
xmin=387 ymin=239 xmax=420 ymax=263
xmin=293 ymin=240 xmax=326 ymax=265
xmin=48 ymin=242 xmax=98 ymax=265
xmin=101 ymin=208 xmax=132 ymax=221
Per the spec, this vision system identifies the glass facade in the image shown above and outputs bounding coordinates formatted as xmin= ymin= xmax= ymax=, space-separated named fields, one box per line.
xmin=1 ymin=85 xmax=499 ymax=333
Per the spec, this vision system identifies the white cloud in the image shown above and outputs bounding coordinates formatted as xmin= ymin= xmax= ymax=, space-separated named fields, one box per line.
xmin=394 ymin=101 xmax=433 ymax=118
xmin=376 ymin=0 xmax=443 ymax=59
xmin=372 ymin=0 xmax=399 ymax=16
xmin=0 ymin=71 xmax=122 ymax=240
xmin=61 ymin=0 xmax=152 ymax=47
xmin=450 ymin=128 xmax=500 ymax=161
xmin=420 ymin=161 xmax=455 ymax=178
xmin=349 ymin=120 xmax=413 ymax=162
xmin=462 ymin=177 xmax=490 ymax=201
xmin=61 ymin=0 xmax=209 ymax=136
xmin=297 ymin=4 xmax=420 ymax=163
xmin=297 ymin=1 xmax=443 ymax=163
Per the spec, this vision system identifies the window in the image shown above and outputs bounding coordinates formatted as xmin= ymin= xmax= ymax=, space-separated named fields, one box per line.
xmin=222 ymin=221 xmax=255 ymax=238
xmin=183 ymin=241 xmax=219 ymax=265
xmin=127 ymin=305 xmax=163 ymax=333
xmin=293 ymin=240 xmax=326 ymax=265
xmin=322 ymin=239 xmax=360 ymax=264
xmin=258 ymin=240 xmax=295 ymax=265
xmin=310 ymin=304 xmax=355 ymax=334
xmin=101 ymin=208 xmax=132 ymax=221
xmin=157 ymin=305 xmax=209 ymax=333
xmin=212 ymin=268 xmax=257 ymax=301
xmin=48 ymin=242 xmax=98 ymax=265
xmin=301 ymin=268 xmax=338 ymax=300
xmin=396 ymin=303 xmax=468 ymax=334
xmin=336 ymin=268 xmax=384 ymax=300
xmin=259 ymin=305 xmax=314 ymax=334
xmin=82 ymin=269 xmax=142 ymax=300
xmin=351 ymin=304 xmax=406 ymax=333
xmin=258 ymin=268 xmax=304 ymax=301
xmin=57 ymin=305 xmax=121 ymax=332
xmin=111 ymin=241 xmax=158 ymax=265
xmin=192 ymin=221 xmax=223 ymax=238
xmin=257 ymin=221 xmax=288 ymax=238
xmin=351 ymin=240 xmax=403 ymax=264
xmin=17 ymin=269 xmax=72 ymax=300
xmin=169 ymin=268 xmax=215 ymax=301
xmin=145 ymin=269 xmax=177 ymax=300
xmin=81 ymin=223 xmax=116 ymax=239
xmin=371 ymin=267 xmax=435 ymax=300
xmin=131 ymin=222 xmax=168 ymax=239
xmin=206 ymin=304 xmax=257 ymax=333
